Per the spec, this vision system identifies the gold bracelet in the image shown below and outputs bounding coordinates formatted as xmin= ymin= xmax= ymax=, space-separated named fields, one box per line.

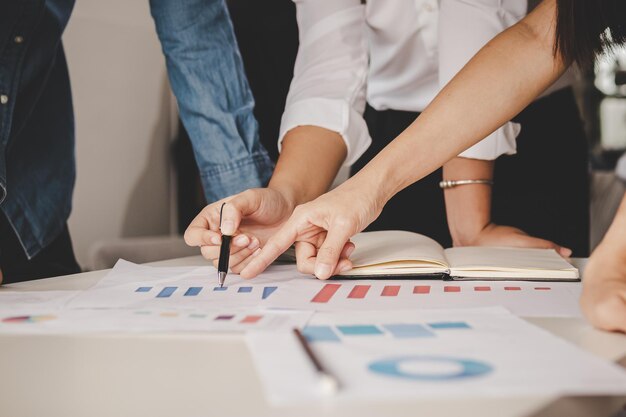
xmin=439 ymin=179 xmax=494 ymax=189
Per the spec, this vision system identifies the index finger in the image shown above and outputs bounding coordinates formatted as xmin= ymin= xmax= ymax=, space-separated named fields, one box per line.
xmin=239 ymin=220 xmax=299 ymax=279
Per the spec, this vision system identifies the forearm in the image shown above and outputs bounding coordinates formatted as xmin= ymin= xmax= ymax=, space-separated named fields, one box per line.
xmin=443 ymin=157 xmax=494 ymax=246
xmin=348 ymin=0 xmax=565 ymax=208
xmin=268 ymin=126 xmax=347 ymax=207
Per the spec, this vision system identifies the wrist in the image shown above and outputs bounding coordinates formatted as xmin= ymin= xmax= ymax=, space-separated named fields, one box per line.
xmin=267 ymin=179 xmax=302 ymax=211
xmin=349 ymin=166 xmax=394 ymax=216
xmin=451 ymin=221 xmax=493 ymax=247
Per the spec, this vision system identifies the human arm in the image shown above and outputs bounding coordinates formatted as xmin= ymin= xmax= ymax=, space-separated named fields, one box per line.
xmin=443 ymin=157 xmax=572 ymax=256
xmin=184 ymin=0 xmax=368 ymax=272
xmin=240 ymin=0 xmax=569 ymax=279
xmin=581 ymin=195 xmax=626 ymax=333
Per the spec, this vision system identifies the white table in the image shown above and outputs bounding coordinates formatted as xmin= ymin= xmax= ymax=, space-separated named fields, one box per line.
xmin=0 ymin=256 xmax=625 ymax=417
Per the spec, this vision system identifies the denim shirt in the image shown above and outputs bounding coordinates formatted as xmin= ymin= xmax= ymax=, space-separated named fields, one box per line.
xmin=0 ymin=0 xmax=76 ymax=259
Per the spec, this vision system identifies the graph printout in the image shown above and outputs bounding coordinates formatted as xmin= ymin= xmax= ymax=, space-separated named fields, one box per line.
xmin=247 ymin=307 xmax=626 ymax=405
xmin=68 ymin=260 xmax=309 ymax=310
xmin=260 ymin=279 xmax=583 ymax=317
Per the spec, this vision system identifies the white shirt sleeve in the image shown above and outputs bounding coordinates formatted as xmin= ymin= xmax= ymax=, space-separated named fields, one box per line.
xmin=279 ymin=0 xmax=370 ymax=166
xmin=439 ymin=0 xmax=527 ymax=160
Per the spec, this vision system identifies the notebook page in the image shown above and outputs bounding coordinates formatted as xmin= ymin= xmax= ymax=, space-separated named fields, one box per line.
xmin=445 ymin=247 xmax=578 ymax=277
xmin=348 ymin=231 xmax=449 ymax=269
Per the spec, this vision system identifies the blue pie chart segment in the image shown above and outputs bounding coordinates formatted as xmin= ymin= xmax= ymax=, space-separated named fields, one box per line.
xmin=368 ymin=356 xmax=493 ymax=381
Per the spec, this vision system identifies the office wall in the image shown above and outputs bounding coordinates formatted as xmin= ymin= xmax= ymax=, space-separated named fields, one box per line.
xmin=63 ymin=1 xmax=176 ymax=268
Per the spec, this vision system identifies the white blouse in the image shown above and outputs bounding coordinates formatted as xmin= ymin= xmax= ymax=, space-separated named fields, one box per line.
xmin=278 ymin=0 xmax=575 ymax=166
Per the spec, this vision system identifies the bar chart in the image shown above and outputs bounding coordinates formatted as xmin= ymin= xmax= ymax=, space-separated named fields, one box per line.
xmin=134 ymin=285 xmax=278 ymax=300
xmin=303 ymin=320 xmax=471 ymax=342
xmin=261 ymin=280 xmax=582 ymax=317
xmin=311 ymin=283 xmax=555 ymax=303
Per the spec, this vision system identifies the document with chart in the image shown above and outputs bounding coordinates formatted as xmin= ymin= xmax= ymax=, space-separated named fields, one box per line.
xmin=247 ymin=307 xmax=626 ymax=405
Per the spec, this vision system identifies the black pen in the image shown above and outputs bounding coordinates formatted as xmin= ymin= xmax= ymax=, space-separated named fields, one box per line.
xmin=218 ymin=202 xmax=232 ymax=287
xmin=293 ymin=328 xmax=339 ymax=394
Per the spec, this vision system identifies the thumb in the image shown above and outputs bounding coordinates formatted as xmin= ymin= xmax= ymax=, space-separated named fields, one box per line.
xmin=220 ymin=191 xmax=261 ymax=235
xmin=314 ymin=228 xmax=353 ymax=280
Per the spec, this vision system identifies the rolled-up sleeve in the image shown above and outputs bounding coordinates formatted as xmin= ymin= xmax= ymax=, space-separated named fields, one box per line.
xmin=439 ymin=0 xmax=527 ymax=160
xmin=279 ymin=0 xmax=370 ymax=166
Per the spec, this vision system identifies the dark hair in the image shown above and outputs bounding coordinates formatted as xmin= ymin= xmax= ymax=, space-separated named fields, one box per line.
xmin=555 ymin=0 xmax=626 ymax=68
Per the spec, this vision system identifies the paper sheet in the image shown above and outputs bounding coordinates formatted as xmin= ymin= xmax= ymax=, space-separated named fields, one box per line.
xmin=260 ymin=278 xmax=583 ymax=317
xmin=247 ymin=307 xmax=626 ymax=405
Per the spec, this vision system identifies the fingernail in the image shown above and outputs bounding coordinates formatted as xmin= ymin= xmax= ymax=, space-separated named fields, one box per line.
xmin=248 ymin=239 xmax=259 ymax=250
xmin=314 ymin=263 xmax=332 ymax=279
xmin=234 ymin=235 xmax=249 ymax=246
xmin=221 ymin=220 xmax=235 ymax=235
xmin=345 ymin=245 xmax=355 ymax=257
xmin=339 ymin=264 xmax=352 ymax=273
xmin=211 ymin=236 xmax=221 ymax=245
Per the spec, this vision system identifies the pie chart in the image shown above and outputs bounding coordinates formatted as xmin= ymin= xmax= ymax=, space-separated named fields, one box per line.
xmin=368 ymin=355 xmax=493 ymax=381
xmin=1 ymin=315 xmax=57 ymax=324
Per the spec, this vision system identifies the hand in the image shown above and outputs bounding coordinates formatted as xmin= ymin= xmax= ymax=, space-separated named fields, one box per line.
xmin=240 ymin=181 xmax=384 ymax=279
xmin=580 ymin=244 xmax=626 ymax=333
xmin=184 ymin=188 xmax=295 ymax=273
xmin=467 ymin=223 xmax=572 ymax=257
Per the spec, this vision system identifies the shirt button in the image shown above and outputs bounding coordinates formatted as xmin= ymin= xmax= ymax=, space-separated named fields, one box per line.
xmin=424 ymin=3 xmax=435 ymax=12
xmin=14 ymin=36 xmax=24 ymax=44
xmin=0 ymin=95 xmax=8 ymax=105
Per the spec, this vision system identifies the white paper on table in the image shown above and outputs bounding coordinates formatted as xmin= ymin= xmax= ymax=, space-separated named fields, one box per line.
xmin=247 ymin=307 xmax=626 ymax=405
xmin=0 ymin=290 xmax=79 ymax=311
xmin=0 ymin=307 xmax=313 ymax=335
xmin=68 ymin=259 xmax=314 ymax=310
xmin=260 ymin=278 xmax=583 ymax=317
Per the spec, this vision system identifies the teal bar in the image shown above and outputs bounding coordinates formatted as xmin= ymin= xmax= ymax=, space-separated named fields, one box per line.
xmin=428 ymin=322 xmax=471 ymax=330
xmin=337 ymin=325 xmax=383 ymax=336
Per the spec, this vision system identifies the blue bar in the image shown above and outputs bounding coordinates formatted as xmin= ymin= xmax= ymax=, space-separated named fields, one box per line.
xmin=428 ymin=321 xmax=471 ymax=330
xmin=302 ymin=326 xmax=341 ymax=342
xmin=337 ymin=325 xmax=383 ymax=336
xmin=238 ymin=286 xmax=252 ymax=293
xmin=156 ymin=287 xmax=177 ymax=298
xmin=383 ymin=324 xmax=436 ymax=338
xmin=184 ymin=287 xmax=202 ymax=296
xmin=213 ymin=287 xmax=227 ymax=292
xmin=135 ymin=287 xmax=152 ymax=292
xmin=262 ymin=286 xmax=277 ymax=299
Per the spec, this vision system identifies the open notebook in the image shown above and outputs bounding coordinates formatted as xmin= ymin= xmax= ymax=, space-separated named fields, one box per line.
xmin=338 ymin=230 xmax=579 ymax=281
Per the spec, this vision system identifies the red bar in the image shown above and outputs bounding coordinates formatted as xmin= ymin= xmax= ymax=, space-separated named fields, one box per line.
xmin=381 ymin=285 xmax=400 ymax=296
xmin=311 ymin=283 xmax=342 ymax=303
xmin=504 ymin=287 xmax=521 ymax=291
xmin=413 ymin=285 xmax=431 ymax=294
xmin=241 ymin=315 xmax=263 ymax=324
xmin=444 ymin=286 xmax=461 ymax=293
xmin=474 ymin=286 xmax=491 ymax=292
xmin=348 ymin=285 xmax=371 ymax=299
xmin=534 ymin=287 xmax=551 ymax=291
